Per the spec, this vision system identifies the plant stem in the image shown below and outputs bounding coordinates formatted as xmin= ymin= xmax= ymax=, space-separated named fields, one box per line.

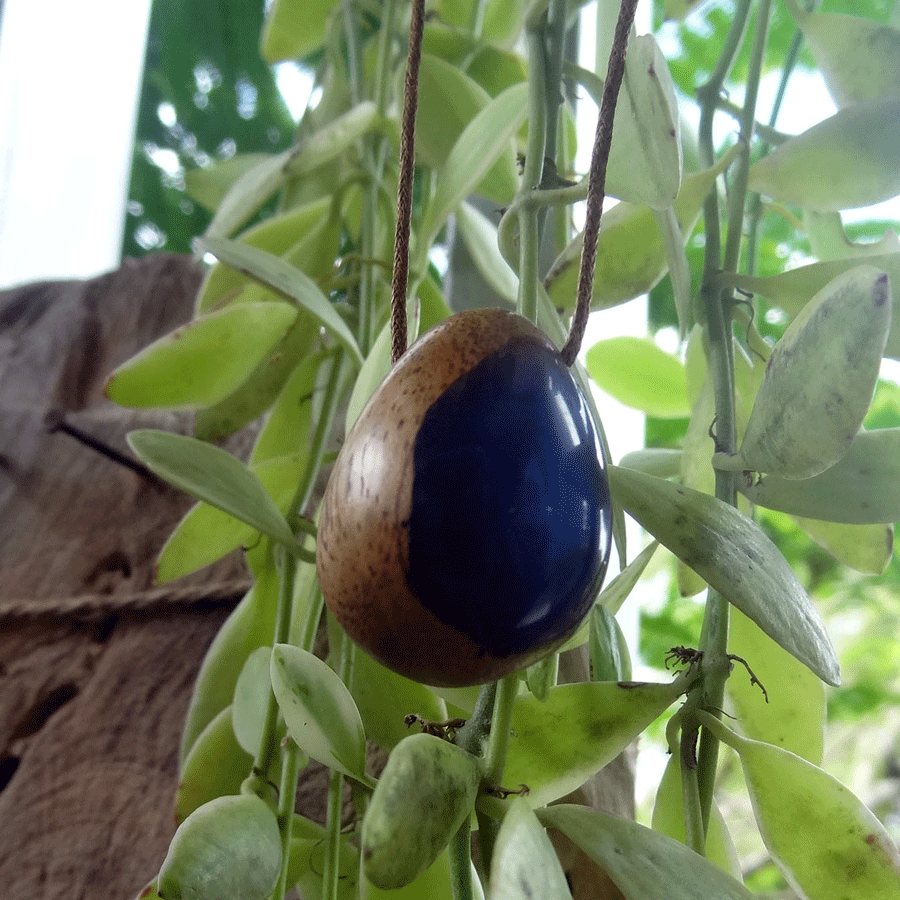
xmin=518 ymin=14 xmax=549 ymax=323
xmin=449 ymin=821 xmax=475 ymax=900
xmin=690 ymin=0 xmax=771 ymax=839
xmin=252 ymin=544 xmax=298 ymax=783
xmin=322 ymin=629 xmax=354 ymax=900
xmin=484 ymin=673 xmax=519 ymax=790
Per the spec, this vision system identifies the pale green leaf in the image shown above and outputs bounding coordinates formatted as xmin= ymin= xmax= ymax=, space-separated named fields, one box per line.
xmin=270 ymin=643 xmax=369 ymax=782
xmin=488 ymin=800 xmax=572 ymax=900
xmin=728 ymin=607 xmax=825 ymax=763
xmin=748 ymin=98 xmax=900 ymax=210
xmin=232 ymin=647 xmax=276 ymax=756
xmin=714 ymin=267 xmax=891 ymax=479
xmin=740 ymin=427 xmax=900 ymax=524
xmin=608 ymin=466 xmax=840 ymax=685
xmin=195 ymin=196 xmax=332 ymax=313
xmin=795 ymin=517 xmax=893 ymax=575
xmin=651 ymin=755 xmax=743 ymax=880
xmin=539 ymin=805 xmax=755 ymax=900
xmin=104 ymin=302 xmax=297 ymax=410
xmin=418 ymin=82 xmax=528 ymax=257
xmin=175 ymin=707 xmax=252 ymax=825
xmin=456 ymin=201 xmax=519 ymax=305
xmin=698 ymin=711 xmax=900 ymax=900
xmin=156 ymin=452 xmax=307 ymax=583
xmin=128 ymin=430 xmax=297 ymax=548
xmin=185 ymin=153 xmax=274 ymax=212
xmin=479 ymin=678 xmax=690 ymax=816
xmin=199 ymin=236 xmax=363 ymax=365
xmin=586 ymin=336 xmax=689 ymax=419
xmin=260 ymin=0 xmax=337 ymax=60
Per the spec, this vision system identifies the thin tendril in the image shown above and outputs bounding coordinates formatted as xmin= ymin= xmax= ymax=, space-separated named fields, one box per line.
xmin=390 ymin=0 xmax=425 ymax=364
xmin=561 ymin=0 xmax=638 ymax=366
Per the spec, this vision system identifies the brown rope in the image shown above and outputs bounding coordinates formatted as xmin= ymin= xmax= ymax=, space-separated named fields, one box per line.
xmin=561 ymin=0 xmax=639 ymax=366
xmin=390 ymin=0 xmax=426 ymax=365
xmin=0 ymin=579 xmax=251 ymax=622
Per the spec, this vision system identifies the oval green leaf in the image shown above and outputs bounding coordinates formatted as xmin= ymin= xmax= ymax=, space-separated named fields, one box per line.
xmin=270 ymin=642 xmax=368 ymax=782
xmin=127 ymin=430 xmax=298 ymax=549
xmin=698 ymin=711 xmax=900 ymax=900
xmin=489 ymin=799 xmax=572 ymax=900
xmin=586 ymin=336 xmax=689 ymax=419
xmin=748 ymin=98 xmax=900 ymax=210
xmin=728 ymin=608 xmax=825 ymax=764
xmin=480 ymin=677 xmax=691 ymax=816
xmin=176 ymin=706 xmax=252 ymax=825
xmin=539 ymin=804 xmax=755 ymax=900
xmin=199 ymin=236 xmax=363 ymax=365
xmin=740 ymin=427 xmax=900 ymax=524
xmin=608 ymin=466 xmax=840 ymax=685
xmin=104 ymin=302 xmax=297 ymax=410
xmin=715 ymin=267 xmax=891 ymax=479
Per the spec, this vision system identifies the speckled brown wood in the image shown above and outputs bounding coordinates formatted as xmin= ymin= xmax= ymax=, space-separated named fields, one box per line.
xmin=317 ymin=308 xmax=576 ymax=687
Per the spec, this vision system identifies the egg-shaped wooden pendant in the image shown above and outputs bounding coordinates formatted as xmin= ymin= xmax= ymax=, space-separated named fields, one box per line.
xmin=316 ymin=308 xmax=612 ymax=686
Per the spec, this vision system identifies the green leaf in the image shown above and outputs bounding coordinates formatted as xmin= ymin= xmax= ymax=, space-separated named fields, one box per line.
xmin=156 ymin=452 xmax=307 ymax=583
xmin=748 ymin=98 xmax=900 ymax=210
xmin=608 ymin=466 xmax=840 ymax=685
xmin=361 ymin=849 xmax=458 ymax=900
xmin=651 ymin=755 xmax=743 ymax=880
xmin=175 ymin=706 xmax=252 ymax=825
xmin=179 ymin=574 xmax=278 ymax=765
xmin=795 ymin=517 xmax=893 ymax=575
xmin=260 ymin=0 xmax=337 ymax=61
xmin=740 ymin=427 xmax=900 ymax=524
xmin=344 ymin=285 xmax=451 ymax=433
xmin=284 ymin=101 xmax=385 ymax=180
xmin=489 ymin=799 xmax=572 ymax=900
xmin=697 ymin=711 xmax=900 ymax=900
xmin=480 ymin=678 xmax=691 ymax=816
xmin=196 ymin=196 xmax=332 ymax=311
xmin=362 ymin=734 xmax=481 ymax=889
xmin=159 ymin=795 xmax=282 ymax=900
xmin=414 ymin=54 xmax=518 ymax=205
xmin=589 ymin=607 xmax=632 ymax=682
xmin=349 ymin=648 xmax=448 ymax=751
xmin=617 ymin=448 xmax=682 ymax=478
xmin=786 ymin=0 xmax=900 ymax=107
xmin=232 ymin=647 xmax=275 ymax=756
xmin=539 ymin=805 xmax=756 ymax=900
xmin=250 ymin=351 xmax=322 ymax=464
xmin=418 ymin=82 xmax=528 ymax=258
xmin=560 ymin=541 xmax=658 ymax=652
xmin=586 ymin=336 xmax=689 ymax=418
xmin=104 ymin=302 xmax=297 ymax=410
xmin=545 ymin=146 xmax=738 ymax=314
xmin=193 ymin=311 xmax=316 ymax=442
xmin=185 ymin=153 xmax=275 ymax=213
xmin=728 ymin=608 xmax=825 ymax=764
xmin=204 ymin=150 xmax=294 ymax=239
xmin=289 ymin=829 xmax=360 ymax=900
xmin=129 ymin=430 xmax=298 ymax=550
xmin=566 ymin=33 xmax=682 ymax=209
xmin=270 ymin=643 xmax=368 ymax=782
xmin=199 ymin=237 xmax=363 ymax=365
xmin=723 ymin=253 xmax=900 ymax=360
xmin=455 ymin=201 xmax=519 ymax=305
xmin=714 ymin=267 xmax=891 ymax=479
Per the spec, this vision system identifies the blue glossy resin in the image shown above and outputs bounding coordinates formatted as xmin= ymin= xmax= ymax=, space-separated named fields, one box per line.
xmin=405 ymin=337 xmax=612 ymax=657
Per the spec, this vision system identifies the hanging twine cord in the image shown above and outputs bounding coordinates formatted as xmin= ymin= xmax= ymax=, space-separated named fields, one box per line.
xmin=561 ymin=0 xmax=639 ymax=366
xmin=390 ymin=0 xmax=426 ymax=365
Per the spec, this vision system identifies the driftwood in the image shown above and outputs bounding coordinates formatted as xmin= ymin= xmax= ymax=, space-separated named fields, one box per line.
xmin=0 ymin=254 xmax=631 ymax=900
